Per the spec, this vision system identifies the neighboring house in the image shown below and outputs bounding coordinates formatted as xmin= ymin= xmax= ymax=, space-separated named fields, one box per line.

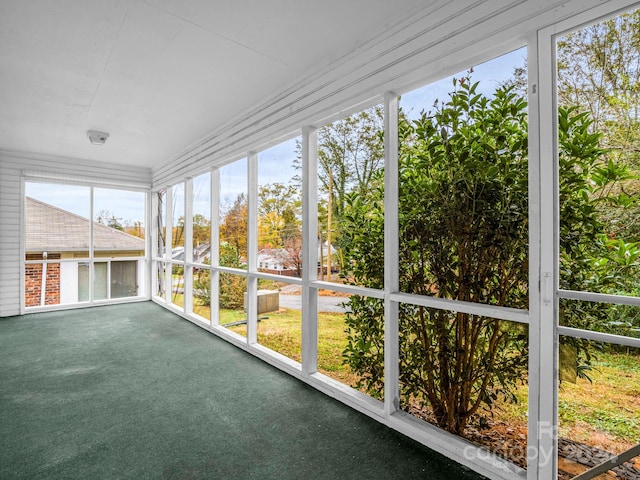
xmin=257 ymin=242 xmax=338 ymax=277
xmin=257 ymin=248 xmax=300 ymax=276
xmin=171 ymin=244 xmax=211 ymax=264
xmin=25 ymin=197 xmax=145 ymax=307
xmin=317 ymin=241 xmax=339 ymax=274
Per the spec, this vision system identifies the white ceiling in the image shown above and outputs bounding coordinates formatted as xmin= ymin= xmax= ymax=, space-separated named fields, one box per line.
xmin=0 ymin=0 xmax=429 ymax=169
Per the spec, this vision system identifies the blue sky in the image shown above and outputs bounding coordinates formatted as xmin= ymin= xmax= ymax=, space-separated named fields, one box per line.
xmin=25 ymin=182 xmax=146 ymax=226
xmin=25 ymin=47 xmax=525 ymax=223
xmin=400 ymin=47 xmax=526 ymax=120
xmin=258 ymin=137 xmax=299 ymax=187
xmin=217 ymin=138 xmax=300 ymax=212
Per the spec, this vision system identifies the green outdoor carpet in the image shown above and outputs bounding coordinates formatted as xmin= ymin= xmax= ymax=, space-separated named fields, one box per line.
xmin=0 ymin=302 xmax=484 ymax=480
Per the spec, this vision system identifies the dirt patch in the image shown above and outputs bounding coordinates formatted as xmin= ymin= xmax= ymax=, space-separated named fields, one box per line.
xmin=318 ymin=288 xmax=350 ymax=297
xmin=406 ymin=404 xmax=640 ymax=479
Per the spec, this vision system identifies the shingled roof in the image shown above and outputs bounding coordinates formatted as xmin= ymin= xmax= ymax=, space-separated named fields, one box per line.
xmin=25 ymin=197 xmax=145 ymax=253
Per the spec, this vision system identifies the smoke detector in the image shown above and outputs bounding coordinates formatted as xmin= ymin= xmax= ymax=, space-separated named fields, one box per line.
xmin=87 ymin=130 xmax=109 ymax=145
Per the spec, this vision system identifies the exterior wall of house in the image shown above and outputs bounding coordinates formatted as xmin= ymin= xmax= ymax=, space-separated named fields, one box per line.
xmin=257 ymin=267 xmax=297 ymax=277
xmin=25 ymin=257 xmax=147 ymax=306
xmin=24 ymin=253 xmax=61 ymax=307
xmin=0 ymin=151 xmax=151 ymax=316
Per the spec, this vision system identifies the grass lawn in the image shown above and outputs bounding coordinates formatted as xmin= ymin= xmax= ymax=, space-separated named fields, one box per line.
xmin=558 ymin=350 xmax=640 ymax=453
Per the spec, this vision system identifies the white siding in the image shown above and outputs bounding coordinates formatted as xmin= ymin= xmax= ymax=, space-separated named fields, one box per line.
xmin=0 ymin=151 xmax=151 ymax=317
xmin=0 ymin=160 xmax=21 ymax=317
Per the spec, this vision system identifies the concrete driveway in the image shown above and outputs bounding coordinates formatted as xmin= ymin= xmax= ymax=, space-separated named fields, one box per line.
xmin=278 ymin=293 xmax=349 ymax=313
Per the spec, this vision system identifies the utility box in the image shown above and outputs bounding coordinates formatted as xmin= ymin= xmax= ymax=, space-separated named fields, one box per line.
xmin=244 ymin=289 xmax=279 ymax=314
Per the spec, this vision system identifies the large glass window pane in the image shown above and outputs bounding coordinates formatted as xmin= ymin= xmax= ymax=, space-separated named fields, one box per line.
xmin=256 ymin=280 xmax=301 ymax=363
xmin=192 ymin=266 xmax=211 ymax=323
xmin=219 ymin=159 xmax=247 ymax=269
xmin=192 ymin=173 xmax=211 ymax=264
xmin=393 ymin=48 xmax=529 ymax=470
xmin=190 ymin=173 xmax=212 ymax=322
xmin=320 ymin=293 xmax=384 ymax=399
xmin=258 ymin=139 xmax=302 ymax=278
xmin=25 ymin=182 xmax=90 ymax=307
xmin=219 ymin=273 xmax=247 ymax=337
xmin=557 ymin=9 xmax=640 ymax=302
xmin=170 ymin=264 xmax=184 ymax=309
xmin=78 ymin=262 xmax=90 ymax=302
xmin=317 ymin=106 xmax=384 ymax=287
xmin=172 ymin=183 xmax=185 ymax=254
xmin=158 ymin=190 xmax=167 ymax=258
xmin=557 ymin=338 xmax=639 ymax=478
xmin=93 ymin=262 xmax=108 ymax=300
xmin=110 ymin=260 xmax=137 ymax=298
xmin=94 ymin=188 xmax=146 ymax=259
xmin=398 ymin=48 xmax=528 ymax=308
xmin=560 ymin=299 xmax=640 ymax=338
xmin=399 ymin=307 xmax=529 ymax=469
xmin=156 ymin=262 xmax=167 ymax=298
xmin=170 ymin=183 xmax=185 ymax=309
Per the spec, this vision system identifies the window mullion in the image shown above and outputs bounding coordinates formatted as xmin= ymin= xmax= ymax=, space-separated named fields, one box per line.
xmin=165 ymin=187 xmax=173 ymax=304
xmin=301 ymin=126 xmax=319 ymax=378
xmin=184 ymin=178 xmax=193 ymax=314
xmin=246 ymin=153 xmax=258 ymax=345
xmin=534 ymin=26 xmax=559 ymax=480
xmin=151 ymin=192 xmax=159 ymax=299
xmin=89 ymin=186 xmax=95 ymax=304
xmin=211 ymin=168 xmax=220 ymax=326
xmin=383 ymin=91 xmax=400 ymax=417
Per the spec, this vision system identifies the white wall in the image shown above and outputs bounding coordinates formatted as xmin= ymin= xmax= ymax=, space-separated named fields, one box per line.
xmin=0 ymin=151 xmax=151 ymax=317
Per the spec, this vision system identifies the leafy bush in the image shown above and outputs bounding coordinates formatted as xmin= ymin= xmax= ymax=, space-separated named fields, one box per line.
xmin=193 ymin=244 xmax=246 ymax=309
xmin=342 ymin=76 xmax=634 ymax=435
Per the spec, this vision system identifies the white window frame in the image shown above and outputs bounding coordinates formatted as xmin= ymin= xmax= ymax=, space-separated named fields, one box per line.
xmin=22 ymin=178 xmax=150 ymax=314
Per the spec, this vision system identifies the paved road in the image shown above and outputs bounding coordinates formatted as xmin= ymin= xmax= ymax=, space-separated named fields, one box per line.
xmin=278 ymin=294 xmax=348 ymax=313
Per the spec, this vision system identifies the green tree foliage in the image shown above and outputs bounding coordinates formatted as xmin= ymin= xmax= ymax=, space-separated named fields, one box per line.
xmin=193 ymin=262 xmax=211 ymax=307
xmin=558 ymin=107 xmax=637 ymax=295
xmin=558 ymin=107 xmax=640 ymax=349
xmin=218 ymin=244 xmax=246 ymax=309
xmin=344 ymin=78 xmax=529 ymax=434
xmin=316 ymin=106 xmax=385 ymax=267
xmin=194 ymin=193 xmax=248 ymax=308
xmin=193 ymin=245 xmax=246 ymax=309
xmin=258 ymin=183 xmax=301 ymax=249
xmin=557 ymin=11 xmax=640 ymax=161
xmin=557 ymin=9 xmax=640 ymax=243
xmin=192 ymin=213 xmax=210 ymax=247
xmin=339 ymin=169 xmax=385 ymax=394
xmin=555 ymin=9 xmax=640 ymax=342
xmin=318 ymin=105 xmax=385 ymax=219
xmin=172 ymin=217 xmax=185 ymax=248
xmin=220 ymin=193 xmax=248 ymax=267
xmin=342 ymin=76 xmax=629 ymax=435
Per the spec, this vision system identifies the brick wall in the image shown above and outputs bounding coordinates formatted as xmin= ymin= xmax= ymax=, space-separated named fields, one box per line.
xmin=25 ymin=254 xmax=61 ymax=307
